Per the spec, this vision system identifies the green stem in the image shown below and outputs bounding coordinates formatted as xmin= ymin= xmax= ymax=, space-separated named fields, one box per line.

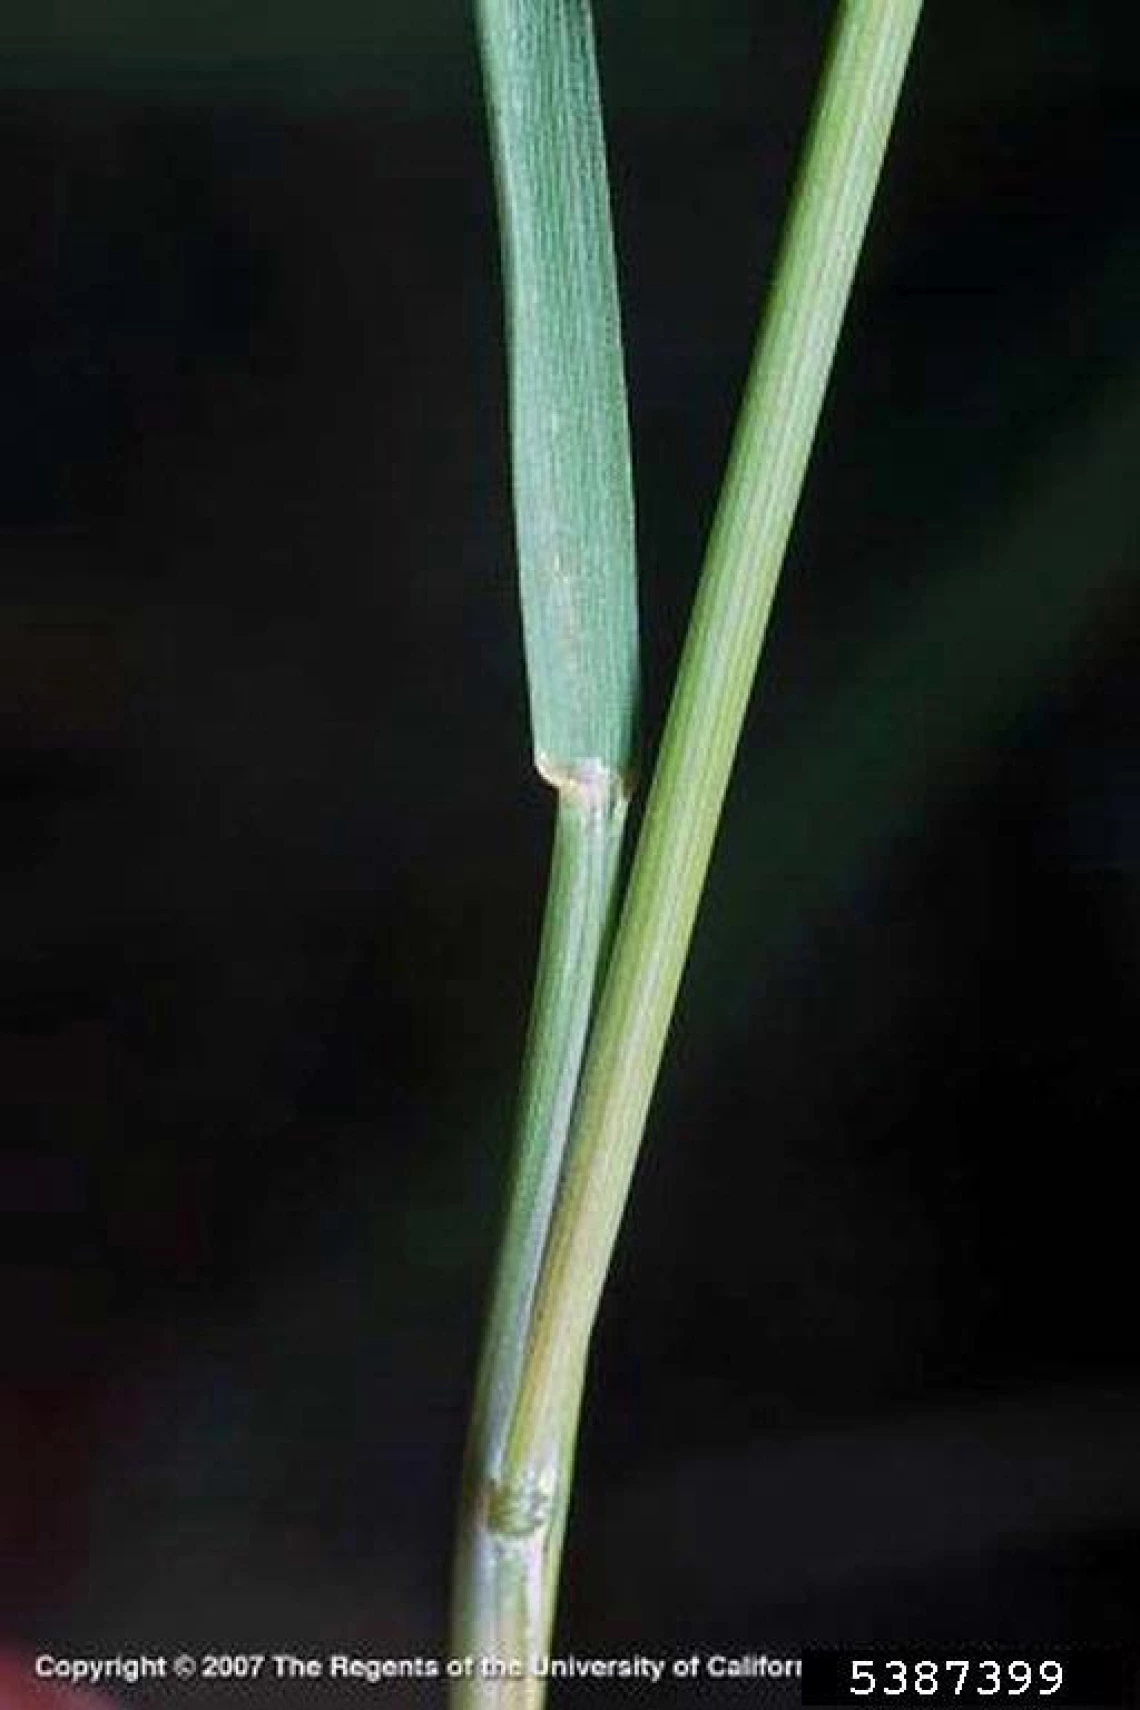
xmin=503 ymin=0 xmax=924 ymax=1500
xmin=452 ymin=776 xmax=625 ymax=1702
xmin=454 ymin=0 xmax=923 ymax=1692
xmin=455 ymin=0 xmax=636 ymax=1684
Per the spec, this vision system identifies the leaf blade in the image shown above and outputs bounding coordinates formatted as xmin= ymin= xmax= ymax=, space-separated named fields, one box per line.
xmin=477 ymin=0 xmax=638 ymax=779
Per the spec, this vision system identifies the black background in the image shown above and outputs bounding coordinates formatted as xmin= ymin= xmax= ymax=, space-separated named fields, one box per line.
xmin=2 ymin=0 xmax=1138 ymax=1702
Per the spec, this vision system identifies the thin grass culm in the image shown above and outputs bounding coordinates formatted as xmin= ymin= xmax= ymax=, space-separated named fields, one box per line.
xmin=451 ymin=0 xmax=637 ymax=1699
xmin=454 ymin=0 xmax=924 ymax=1700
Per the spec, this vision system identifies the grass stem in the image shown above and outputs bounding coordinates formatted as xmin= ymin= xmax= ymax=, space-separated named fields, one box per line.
xmin=452 ymin=782 xmax=624 ymax=1699
xmin=453 ymin=0 xmax=638 ymax=1689
xmin=455 ymin=0 xmax=923 ymax=1697
xmin=498 ymin=0 xmax=925 ymax=1585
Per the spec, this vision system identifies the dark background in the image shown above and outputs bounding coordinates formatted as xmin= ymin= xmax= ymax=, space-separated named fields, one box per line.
xmin=2 ymin=0 xmax=1138 ymax=1701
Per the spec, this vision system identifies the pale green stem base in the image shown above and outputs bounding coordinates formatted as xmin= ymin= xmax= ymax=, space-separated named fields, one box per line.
xmin=451 ymin=779 xmax=625 ymax=1704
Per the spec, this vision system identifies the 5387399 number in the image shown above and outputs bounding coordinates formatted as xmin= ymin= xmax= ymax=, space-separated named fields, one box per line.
xmin=801 ymin=1649 xmax=1129 ymax=1707
xmin=849 ymin=1660 xmax=1060 ymax=1698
